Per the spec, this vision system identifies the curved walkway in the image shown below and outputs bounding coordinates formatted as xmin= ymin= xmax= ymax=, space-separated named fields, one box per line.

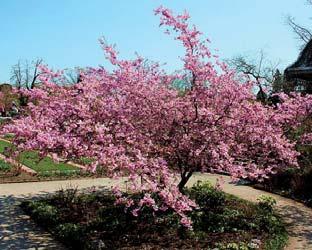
xmin=0 ymin=174 xmax=311 ymax=249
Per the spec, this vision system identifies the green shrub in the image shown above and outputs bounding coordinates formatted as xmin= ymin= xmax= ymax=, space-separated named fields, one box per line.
xmin=214 ymin=242 xmax=250 ymax=250
xmin=187 ymin=181 xmax=226 ymax=209
xmin=264 ymin=230 xmax=288 ymax=250
xmin=55 ymin=223 xmax=85 ymax=247
xmin=53 ymin=187 xmax=79 ymax=205
xmin=187 ymin=181 xmax=230 ymax=232
xmin=257 ymin=195 xmax=276 ymax=213
xmin=26 ymin=201 xmax=59 ymax=225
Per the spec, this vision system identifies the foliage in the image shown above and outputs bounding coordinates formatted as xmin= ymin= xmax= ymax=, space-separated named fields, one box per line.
xmin=257 ymin=195 xmax=277 ymax=213
xmin=55 ymin=223 xmax=85 ymax=247
xmin=22 ymin=200 xmax=59 ymax=225
xmin=4 ymin=7 xmax=312 ymax=227
xmin=187 ymin=181 xmax=226 ymax=209
xmin=264 ymin=230 xmax=288 ymax=250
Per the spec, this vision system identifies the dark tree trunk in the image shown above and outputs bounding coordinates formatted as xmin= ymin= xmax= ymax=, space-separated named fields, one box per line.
xmin=178 ymin=170 xmax=193 ymax=193
xmin=19 ymin=94 xmax=28 ymax=107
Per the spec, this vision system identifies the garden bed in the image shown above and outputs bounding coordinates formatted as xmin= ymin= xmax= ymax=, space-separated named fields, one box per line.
xmin=21 ymin=181 xmax=288 ymax=250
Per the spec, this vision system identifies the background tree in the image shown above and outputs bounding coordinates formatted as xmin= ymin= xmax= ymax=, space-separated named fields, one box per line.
xmin=10 ymin=59 xmax=43 ymax=106
xmin=227 ymin=51 xmax=280 ymax=101
xmin=62 ymin=67 xmax=84 ymax=85
xmin=10 ymin=59 xmax=43 ymax=90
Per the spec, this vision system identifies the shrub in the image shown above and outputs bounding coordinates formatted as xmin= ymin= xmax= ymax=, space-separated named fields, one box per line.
xmin=25 ymin=201 xmax=59 ymax=225
xmin=187 ymin=181 xmax=226 ymax=209
xmin=55 ymin=223 xmax=85 ymax=248
xmin=53 ymin=187 xmax=79 ymax=205
xmin=257 ymin=195 xmax=276 ymax=213
xmin=215 ymin=242 xmax=250 ymax=250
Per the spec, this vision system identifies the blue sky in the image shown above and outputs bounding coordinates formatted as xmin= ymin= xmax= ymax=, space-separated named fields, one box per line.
xmin=0 ymin=0 xmax=311 ymax=82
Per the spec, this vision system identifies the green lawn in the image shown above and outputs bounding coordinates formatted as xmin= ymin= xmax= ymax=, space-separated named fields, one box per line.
xmin=0 ymin=140 xmax=13 ymax=154
xmin=19 ymin=151 xmax=78 ymax=172
xmin=0 ymin=140 xmax=78 ymax=173
xmin=0 ymin=158 xmax=12 ymax=172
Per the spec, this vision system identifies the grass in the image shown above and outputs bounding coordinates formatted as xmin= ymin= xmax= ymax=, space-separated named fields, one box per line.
xmin=2 ymin=133 xmax=14 ymax=141
xmin=75 ymin=157 xmax=94 ymax=165
xmin=0 ymin=158 xmax=12 ymax=172
xmin=0 ymin=139 xmax=78 ymax=173
xmin=0 ymin=140 xmax=13 ymax=154
xmin=19 ymin=151 xmax=78 ymax=172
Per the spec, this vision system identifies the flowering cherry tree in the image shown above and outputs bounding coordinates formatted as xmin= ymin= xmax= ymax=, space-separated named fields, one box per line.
xmin=3 ymin=7 xmax=312 ymax=227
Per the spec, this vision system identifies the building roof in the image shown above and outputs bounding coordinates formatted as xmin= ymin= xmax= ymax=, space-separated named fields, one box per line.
xmin=285 ymin=39 xmax=312 ymax=80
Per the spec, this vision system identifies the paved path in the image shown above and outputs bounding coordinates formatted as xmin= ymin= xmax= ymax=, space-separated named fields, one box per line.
xmin=0 ymin=174 xmax=311 ymax=249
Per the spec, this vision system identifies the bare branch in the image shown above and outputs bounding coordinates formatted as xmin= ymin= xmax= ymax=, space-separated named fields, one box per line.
xmin=10 ymin=59 xmax=43 ymax=90
xmin=227 ymin=51 xmax=280 ymax=100
xmin=286 ymin=15 xmax=312 ymax=46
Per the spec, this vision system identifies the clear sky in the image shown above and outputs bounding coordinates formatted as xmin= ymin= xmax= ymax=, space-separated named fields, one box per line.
xmin=0 ymin=0 xmax=311 ymax=82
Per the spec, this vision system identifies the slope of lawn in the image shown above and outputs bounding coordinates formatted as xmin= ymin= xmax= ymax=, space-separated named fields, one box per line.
xmin=19 ymin=151 xmax=78 ymax=172
xmin=0 ymin=140 xmax=12 ymax=154
xmin=0 ymin=140 xmax=78 ymax=173
xmin=0 ymin=158 xmax=12 ymax=173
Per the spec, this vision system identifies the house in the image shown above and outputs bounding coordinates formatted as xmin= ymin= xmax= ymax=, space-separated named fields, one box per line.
xmin=284 ymin=40 xmax=312 ymax=94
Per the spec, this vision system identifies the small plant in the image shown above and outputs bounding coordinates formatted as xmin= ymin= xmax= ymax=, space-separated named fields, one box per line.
xmin=26 ymin=201 xmax=59 ymax=225
xmin=257 ymin=195 xmax=276 ymax=213
xmin=264 ymin=230 xmax=288 ymax=250
xmin=54 ymin=186 xmax=79 ymax=206
xmin=56 ymin=223 xmax=84 ymax=246
xmin=188 ymin=181 xmax=226 ymax=209
xmin=214 ymin=242 xmax=249 ymax=250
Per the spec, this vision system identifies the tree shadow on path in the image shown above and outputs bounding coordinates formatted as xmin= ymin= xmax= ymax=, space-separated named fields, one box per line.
xmin=0 ymin=194 xmax=65 ymax=250
xmin=276 ymin=204 xmax=312 ymax=248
